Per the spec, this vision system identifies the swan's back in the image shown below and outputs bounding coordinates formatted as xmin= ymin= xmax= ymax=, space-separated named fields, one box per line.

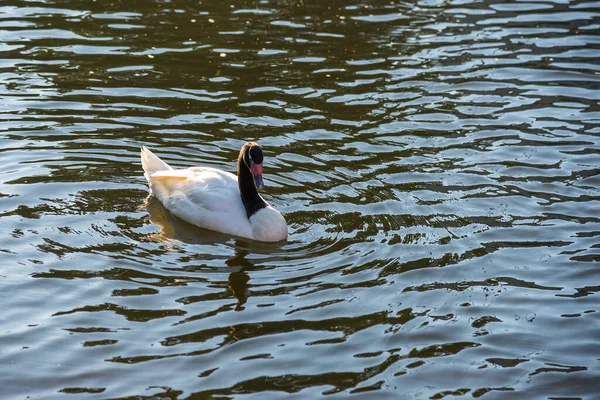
xmin=141 ymin=148 xmax=253 ymax=239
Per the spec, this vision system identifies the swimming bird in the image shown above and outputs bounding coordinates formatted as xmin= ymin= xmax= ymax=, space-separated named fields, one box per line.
xmin=141 ymin=142 xmax=288 ymax=242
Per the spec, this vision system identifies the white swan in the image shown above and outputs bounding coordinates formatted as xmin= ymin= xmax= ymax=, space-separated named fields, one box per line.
xmin=141 ymin=142 xmax=288 ymax=242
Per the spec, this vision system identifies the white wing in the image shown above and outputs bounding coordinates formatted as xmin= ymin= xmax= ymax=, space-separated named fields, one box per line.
xmin=147 ymin=167 xmax=254 ymax=239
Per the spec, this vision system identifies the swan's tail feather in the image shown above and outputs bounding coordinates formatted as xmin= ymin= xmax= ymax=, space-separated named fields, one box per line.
xmin=141 ymin=146 xmax=172 ymax=182
xmin=141 ymin=146 xmax=172 ymax=174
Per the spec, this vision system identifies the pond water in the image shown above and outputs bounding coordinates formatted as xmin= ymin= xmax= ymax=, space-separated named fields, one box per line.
xmin=1 ymin=0 xmax=599 ymax=398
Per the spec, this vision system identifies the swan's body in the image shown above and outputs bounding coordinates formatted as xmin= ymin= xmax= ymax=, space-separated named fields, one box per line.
xmin=141 ymin=144 xmax=287 ymax=242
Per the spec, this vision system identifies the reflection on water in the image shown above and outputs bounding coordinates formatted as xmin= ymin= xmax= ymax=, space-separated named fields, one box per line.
xmin=1 ymin=0 xmax=599 ymax=398
xmin=146 ymin=195 xmax=251 ymax=309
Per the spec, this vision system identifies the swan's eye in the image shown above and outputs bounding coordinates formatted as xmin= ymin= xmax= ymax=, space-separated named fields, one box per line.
xmin=248 ymin=146 xmax=264 ymax=165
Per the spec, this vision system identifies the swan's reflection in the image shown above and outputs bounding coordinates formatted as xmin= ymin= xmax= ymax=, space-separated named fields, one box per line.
xmin=145 ymin=195 xmax=252 ymax=309
xmin=228 ymin=269 xmax=250 ymax=310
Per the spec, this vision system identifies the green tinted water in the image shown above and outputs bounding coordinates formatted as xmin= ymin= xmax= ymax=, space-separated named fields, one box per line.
xmin=1 ymin=0 xmax=599 ymax=398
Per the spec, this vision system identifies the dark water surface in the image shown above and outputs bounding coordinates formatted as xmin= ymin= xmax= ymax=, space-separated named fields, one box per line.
xmin=1 ymin=0 xmax=599 ymax=398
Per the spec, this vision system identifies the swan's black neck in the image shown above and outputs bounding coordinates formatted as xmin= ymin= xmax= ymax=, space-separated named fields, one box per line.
xmin=238 ymin=156 xmax=267 ymax=219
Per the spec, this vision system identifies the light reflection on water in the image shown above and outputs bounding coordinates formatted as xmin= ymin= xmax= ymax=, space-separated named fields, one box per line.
xmin=1 ymin=0 xmax=599 ymax=398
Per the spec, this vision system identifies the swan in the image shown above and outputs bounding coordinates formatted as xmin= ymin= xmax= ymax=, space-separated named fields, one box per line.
xmin=141 ymin=142 xmax=288 ymax=242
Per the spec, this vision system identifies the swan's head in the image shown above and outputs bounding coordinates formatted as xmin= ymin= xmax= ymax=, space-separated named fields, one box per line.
xmin=240 ymin=142 xmax=265 ymax=191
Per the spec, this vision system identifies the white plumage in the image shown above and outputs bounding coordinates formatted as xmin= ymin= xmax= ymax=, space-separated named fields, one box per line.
xmin=141 ymin=146 xmax=288 ymax=242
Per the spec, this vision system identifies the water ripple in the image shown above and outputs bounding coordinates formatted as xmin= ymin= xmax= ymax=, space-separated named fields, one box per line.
xmin=0 ymin=0 xmax=599 ymax=398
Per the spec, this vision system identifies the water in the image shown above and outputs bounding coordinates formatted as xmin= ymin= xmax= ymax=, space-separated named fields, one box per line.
xmin=1 ymin=0 xmax=599 ymax=398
